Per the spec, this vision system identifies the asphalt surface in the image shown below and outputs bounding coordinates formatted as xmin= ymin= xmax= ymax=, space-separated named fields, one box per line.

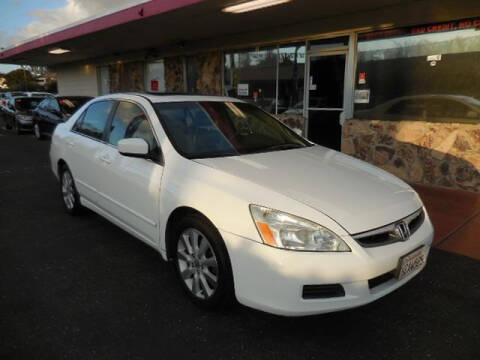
xmin=1 ymin=128 xmax=479 ymax=360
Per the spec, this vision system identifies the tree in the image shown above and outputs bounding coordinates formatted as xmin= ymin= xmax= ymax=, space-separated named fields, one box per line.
xmin=4 ymin=68 xmax=40 ymax=91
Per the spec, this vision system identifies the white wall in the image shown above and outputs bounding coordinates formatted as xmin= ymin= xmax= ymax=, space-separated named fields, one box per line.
xmin=55 ymin=63 xmax=99 ymax=96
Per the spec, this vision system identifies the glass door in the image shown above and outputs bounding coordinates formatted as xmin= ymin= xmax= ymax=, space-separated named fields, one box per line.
xmin=306 ymin=51 xmax=346 ymax=150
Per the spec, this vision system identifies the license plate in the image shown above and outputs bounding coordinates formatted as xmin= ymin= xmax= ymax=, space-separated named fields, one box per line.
xmin=396 ymin=246 xmax=428 ymax=280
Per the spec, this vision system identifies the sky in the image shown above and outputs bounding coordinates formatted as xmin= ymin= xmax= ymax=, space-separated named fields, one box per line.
xmin=0 ymin=0 xmax=148 ymax=74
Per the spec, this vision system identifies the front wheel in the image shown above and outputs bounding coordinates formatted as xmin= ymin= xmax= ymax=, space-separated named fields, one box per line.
xmin=60 ymin=166 xmax=82 ymax=215
xmin=34 ymin=123 xmax=44 ymax=140
xmin=13 ymin=120 xmax=21 ymax=135
xmin=173 ymin=214 xmax=234 ymax=309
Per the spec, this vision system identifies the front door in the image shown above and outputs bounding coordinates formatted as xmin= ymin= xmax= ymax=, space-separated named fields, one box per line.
xmin=95 ymin=100 xmax=163 ymax=245
xmin=306 ymin=52 xmax=346 ymax=150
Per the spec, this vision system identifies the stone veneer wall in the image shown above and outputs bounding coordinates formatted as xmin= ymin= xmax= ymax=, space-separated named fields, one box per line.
xmin=189 ymin=51 xmax=222 ymax=95
xmin=164 ymin=56 xmax=185 ymax=93
xmin=341 ymin=119 xmax=480 ymax=193
xmin=163 ymin=52 xmax=222 ymax=95
xmin=109 ymin=61 xmax=145 ymax=93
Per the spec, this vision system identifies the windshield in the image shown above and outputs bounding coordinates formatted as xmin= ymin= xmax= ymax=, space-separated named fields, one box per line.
xmin=153 ymin=101 xmax=311 ymax=159
xmin=58 ymin=97 xmax=91 ymax=115
xmin=14 ymin=97 xmax=42 ymax=111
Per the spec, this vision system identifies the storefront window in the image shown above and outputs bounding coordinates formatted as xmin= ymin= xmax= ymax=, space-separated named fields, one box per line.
xmin=145 ymin=61 xmax=166 ymax=93
xmin=224 ymin=47 xmax=277 ymax=113
xmin=355 ymin=18 xmax=480 ymax=123
xmin=277 ymin=43 xmax=305 ymax=115
xmin=309 ymin=36 xmax=349 ymax=51
xmin=98 ymin=66 xmax=110 ymax=95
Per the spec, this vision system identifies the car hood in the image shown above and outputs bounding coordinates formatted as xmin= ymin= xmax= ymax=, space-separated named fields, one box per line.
xmin=195 ymin=146 xmax=423 ymax=234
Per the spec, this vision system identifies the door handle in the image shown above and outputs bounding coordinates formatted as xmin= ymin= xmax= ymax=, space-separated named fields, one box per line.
xmin=67 ymin=140 xmax=75 ymax=148
xmin=99 ymin=155 xmax=112 ymax=164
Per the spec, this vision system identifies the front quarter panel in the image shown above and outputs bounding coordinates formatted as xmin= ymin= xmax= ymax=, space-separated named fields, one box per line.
xmin=157 ymin=152 xmax=351 ymax=255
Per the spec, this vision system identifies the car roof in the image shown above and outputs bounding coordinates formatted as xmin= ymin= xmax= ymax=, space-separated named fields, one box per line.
xmin=14 ymin=96 xmax=44 ymax=100
xmin=96 ymin=92 xmax=243 ymax=104
xmin=55 ymin=95 xmax=93 ymax=99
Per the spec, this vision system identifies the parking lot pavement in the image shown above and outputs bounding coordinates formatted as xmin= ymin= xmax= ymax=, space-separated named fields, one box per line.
xmin=0 ymin=129 xmax=479 ymax=360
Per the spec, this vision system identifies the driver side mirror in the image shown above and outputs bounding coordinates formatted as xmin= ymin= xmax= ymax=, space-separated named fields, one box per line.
xmin=118 ymin=138 xmax=150 ymax=158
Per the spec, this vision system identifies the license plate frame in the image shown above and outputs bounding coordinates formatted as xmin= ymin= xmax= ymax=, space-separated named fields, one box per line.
xmin=395 ymin=246 xmax=428 ymax=280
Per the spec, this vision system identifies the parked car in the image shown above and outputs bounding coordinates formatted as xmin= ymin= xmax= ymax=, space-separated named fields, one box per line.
xmin=2 ymin=91 xmax=51 ymax=104
xmin=32 ymin=95 xmax=92 ymax=139
xmin=0 ymin=92 xmax=7 ymax=109
xmin=26 ymin=91 xmax=54 ymax=98
xmin=50 ymin=93 xmax=433 ymax=316
xmin=3 ymin=96 xmax=44 ymax=134
xmin=356 ymin=94 xmax=480 ymax=124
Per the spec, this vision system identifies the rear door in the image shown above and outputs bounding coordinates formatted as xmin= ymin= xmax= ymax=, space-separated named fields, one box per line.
xmin=45 ymin=98 xmax=63 ymax=135
xmin=66 ymin=100 xmax=115 ymax=205
xmin=33 ymin=98 xmax=48 ymax=131
xmin=95 ymin=100 xmax=163 ymax=245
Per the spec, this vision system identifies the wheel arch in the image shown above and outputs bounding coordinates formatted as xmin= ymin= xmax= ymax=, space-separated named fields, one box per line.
xmin=164 ymin=206 xmax=219 ymax=261
xmin=57 ymin=158 xmax=68 ymax=175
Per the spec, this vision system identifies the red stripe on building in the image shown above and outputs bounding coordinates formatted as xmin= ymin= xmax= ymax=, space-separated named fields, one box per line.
xmin=0 ymin=0 xmax=204 ymax=60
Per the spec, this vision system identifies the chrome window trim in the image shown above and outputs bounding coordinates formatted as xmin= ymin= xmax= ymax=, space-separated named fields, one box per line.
xmin=353 ymin=208 xmax=423 ymax=240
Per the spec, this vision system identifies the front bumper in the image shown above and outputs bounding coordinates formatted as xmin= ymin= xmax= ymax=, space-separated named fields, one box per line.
xmin=17 ymin=117 xmax=33 ymax=130
xmin=221 ymin=212 xmax=434 ymax=316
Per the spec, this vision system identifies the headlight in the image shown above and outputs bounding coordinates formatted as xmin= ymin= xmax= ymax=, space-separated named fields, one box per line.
xmin=250 ymin=205 xmax=350 ymax=252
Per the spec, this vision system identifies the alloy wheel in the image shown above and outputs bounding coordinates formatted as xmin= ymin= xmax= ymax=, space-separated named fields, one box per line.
xmin=61 ymin=171 xmax=75 ymax=210
xmin=13 ymin=121 xmax=20 ymax=135
xmin=34 ymin=124 xmax=41 ymax=139
xmin=177 ymin=228 xmax=219 ymax=299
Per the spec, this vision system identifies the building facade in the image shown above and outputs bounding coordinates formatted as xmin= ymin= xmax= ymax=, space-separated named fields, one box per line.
xmin=2 ymin=0 xmax=479 ymax=192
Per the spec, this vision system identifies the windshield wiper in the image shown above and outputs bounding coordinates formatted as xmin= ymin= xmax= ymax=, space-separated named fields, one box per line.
xmin=261 ymin=143 xmax=306 ymax=152
xmin=192 ymin=151 xmax=238 ymax=159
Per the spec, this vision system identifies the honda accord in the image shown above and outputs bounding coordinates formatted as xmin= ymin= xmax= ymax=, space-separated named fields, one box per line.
xmin=49 ymin=93 xmax=433 ymax=316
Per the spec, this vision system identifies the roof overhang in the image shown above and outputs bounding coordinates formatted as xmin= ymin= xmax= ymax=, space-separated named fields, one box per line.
xmin=1 ymin=0 xmax=479 ymax=66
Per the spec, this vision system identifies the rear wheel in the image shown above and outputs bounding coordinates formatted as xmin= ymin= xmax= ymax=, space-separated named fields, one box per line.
xmin=172 ymin=214 xmax=234 ymax=309
xmin=60 ymin=166 xmax=82 ymax=215
xmin=4 ymin=116 xmax=12 ymax=130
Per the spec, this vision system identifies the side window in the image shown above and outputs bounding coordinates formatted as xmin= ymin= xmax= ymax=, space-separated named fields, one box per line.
xmin=38 ymin=99 xmax=49 ymax=110
xmin=108 ymin=101 xmax=159 ymax=153
xmin=74 ymin=101 xmax=114 ymax=140
xmin=49 ymin=99 xmax=60 ymax=113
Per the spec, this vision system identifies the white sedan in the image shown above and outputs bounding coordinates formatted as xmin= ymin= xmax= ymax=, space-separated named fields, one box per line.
xmin=50 ymin=93 xmax=434 ymax=316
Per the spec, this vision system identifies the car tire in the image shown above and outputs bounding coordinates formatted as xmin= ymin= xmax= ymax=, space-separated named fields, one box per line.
xmin=60 ymin=166 xmax=82 ymax=215
xmin=34 ymin=123 xmax=44 ymax=140
xmin=172 ymin=214 xmax=235 ymax=310
xmin=3 ymin=115 xmax=11 ymax=130
xmin=13 ymin=120 xmax=21 ymax=135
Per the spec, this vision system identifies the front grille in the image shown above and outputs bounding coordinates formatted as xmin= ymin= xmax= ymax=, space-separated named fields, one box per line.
xmin=302 ymin=284 xmax=345 ymax=299
xmin=408 ymin=210 xmax=425 ymax=233
xmin=352 ymin=209 xmax=424 ymax=248
xmin=368 ymin=271 xmax=395 ymax=289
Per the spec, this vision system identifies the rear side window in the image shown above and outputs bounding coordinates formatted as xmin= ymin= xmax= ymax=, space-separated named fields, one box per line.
xmin=74 ymin=101 xmax=114 ymax=140
xmin=48 ymin=99 xmax=61 ymax=113
xmin=38 ymin=99 xmax=49 ymax=110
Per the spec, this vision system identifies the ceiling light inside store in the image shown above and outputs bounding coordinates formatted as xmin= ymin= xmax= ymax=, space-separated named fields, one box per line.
xmin=223 ymin=0 xmax=292 ymax=13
